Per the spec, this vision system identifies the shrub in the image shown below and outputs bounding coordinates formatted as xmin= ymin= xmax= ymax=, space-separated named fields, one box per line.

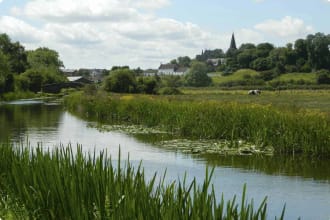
xmin=316 ymin=69 xmax=330 ymax=84
xmin=103 ymin=68 xmax=137 ymax=93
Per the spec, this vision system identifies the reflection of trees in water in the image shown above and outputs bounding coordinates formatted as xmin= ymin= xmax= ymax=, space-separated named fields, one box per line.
xmin=0 ymin=104 xmax=63 ymax=142
xmin=200 ymin=154 xmax=330 ymax=182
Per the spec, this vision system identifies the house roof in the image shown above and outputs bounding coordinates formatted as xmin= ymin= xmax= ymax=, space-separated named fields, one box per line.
xmin=159 ymin=64 xmax=177 ymax=70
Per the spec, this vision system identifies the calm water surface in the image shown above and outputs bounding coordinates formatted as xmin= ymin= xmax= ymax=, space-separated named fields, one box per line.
xmin=0 ymin=101 xmax=329 ymax=220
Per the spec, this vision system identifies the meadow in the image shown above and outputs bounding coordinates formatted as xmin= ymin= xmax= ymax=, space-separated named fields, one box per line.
xmin=64 ymin=90 xmax=330 ymax=157
xmin=0 ymin=143 xmax=285 ymax=219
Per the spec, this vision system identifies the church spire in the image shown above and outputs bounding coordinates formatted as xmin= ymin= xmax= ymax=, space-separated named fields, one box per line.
xmin=229 ymin=33 xmax=237 ymax=50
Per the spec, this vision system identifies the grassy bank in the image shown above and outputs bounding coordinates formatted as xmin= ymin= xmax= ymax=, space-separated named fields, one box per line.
xmin=64 ymin=92 xmax=329 ymax=157
xmin=0 ymin=143 xmax=284 ymax=219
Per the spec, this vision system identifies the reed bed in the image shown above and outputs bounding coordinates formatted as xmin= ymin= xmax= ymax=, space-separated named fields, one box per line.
xmin=65 ymin=92 xmax=330 ymax=157
xmin=0 ymin=143 xmax=285 ymax=219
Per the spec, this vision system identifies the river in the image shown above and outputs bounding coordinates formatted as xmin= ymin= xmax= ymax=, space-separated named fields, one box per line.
xmin=0 ymin=101 xmax=329 ymax=220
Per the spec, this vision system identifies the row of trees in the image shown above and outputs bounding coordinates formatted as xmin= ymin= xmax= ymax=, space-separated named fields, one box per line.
xmin=0 ymin=33 xmax=65 ymax=95
xmin=226 ymin=33 xmax=330 ymax=74
xmin=169 ymin=32 xmax=330 ymax=76
xmin=103 ymin=61 xmax=212 ymax=94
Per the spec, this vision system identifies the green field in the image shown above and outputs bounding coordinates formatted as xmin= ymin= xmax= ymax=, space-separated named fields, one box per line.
xmin=179 ymin=88 xmax=330 ymax=113
xmin=270 ymin=72 xmax=317 ymax=84
xmin=210 ymin=69 xmax=260 ymax=85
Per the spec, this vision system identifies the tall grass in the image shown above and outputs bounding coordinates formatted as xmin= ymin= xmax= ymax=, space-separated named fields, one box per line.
xmin=0 ymin=143 xmax=284 ymax=219
xmin=65 ymin=92 xmax=330 ymax=157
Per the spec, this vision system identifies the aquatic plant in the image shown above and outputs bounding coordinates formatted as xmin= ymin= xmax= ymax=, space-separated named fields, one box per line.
xmin=0 ymin=143 xmax=285 ymax=219
xmin=64 ymin=92 xmax=330 ymax=157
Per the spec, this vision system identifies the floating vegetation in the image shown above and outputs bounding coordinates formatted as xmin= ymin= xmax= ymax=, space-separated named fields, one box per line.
xmin=157 ymin=139 xmax=274 ymax=156
xmin=88 ymin=123 xmax=168 ymax=134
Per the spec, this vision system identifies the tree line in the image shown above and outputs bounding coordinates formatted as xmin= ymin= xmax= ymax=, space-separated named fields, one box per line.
xmin=169 ymin=32 xmax=330 ymax=84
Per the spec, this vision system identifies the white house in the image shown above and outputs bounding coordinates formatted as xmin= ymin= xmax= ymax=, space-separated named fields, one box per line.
xmin=158 ymin=64 xmax=177 ymax=75
xmin=158 ymin=64 xmax=189 ymax=76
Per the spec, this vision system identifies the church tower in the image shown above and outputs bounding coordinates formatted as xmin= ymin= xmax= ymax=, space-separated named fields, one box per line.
xmin=229 ymin=33 xmax=237 ymax=50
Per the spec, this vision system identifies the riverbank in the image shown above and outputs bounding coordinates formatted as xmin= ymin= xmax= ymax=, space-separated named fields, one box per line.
xmin=0 ymin=143 xmax=285 ymax=219
xmin=64 ymin=91 xmax=330 ymax=157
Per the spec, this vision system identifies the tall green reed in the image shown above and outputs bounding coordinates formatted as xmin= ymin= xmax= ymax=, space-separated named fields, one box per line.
xmin=64 ymin=92 xmax=330 ymax=157
xmin=0 ymin=142 xmax=285 ymax=219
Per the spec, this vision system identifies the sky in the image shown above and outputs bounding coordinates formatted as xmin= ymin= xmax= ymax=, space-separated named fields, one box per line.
xmin=0 ymin=0 xmax=329 ymax=69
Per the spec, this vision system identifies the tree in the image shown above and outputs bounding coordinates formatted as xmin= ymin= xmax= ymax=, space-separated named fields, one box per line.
xmin=103 ymin=68 xmax=136 ymax=93
xmin=0 ymin=33 xmax=28 ymax=74
xmin=27 ymin=47 xmax=64 ymax=71
xmin=0 ymin=51 xmax=10 ymax=94
xmin=237 ymin=49 xmax=257 ymax=68
xmin=19 ymin=68 xmax=65 ymax=92
xmin=185 ymin=61 xmax=211 ymax=87
xmin=256 ymin=43 xmax=274 ymax=58
xmin=251 ymin=57 xmax=272 ymax=71
xmin=177 ymin=56 xmax=191 ymax=67
xmin=306 ymin=33 xmax=330 ymax=70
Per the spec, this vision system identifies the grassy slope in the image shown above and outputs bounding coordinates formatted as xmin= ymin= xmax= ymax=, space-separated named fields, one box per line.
xmin=211 ymin=69 xmax=260 ymax=84
xmin=270 ymin=72 xmax=317 ymax=83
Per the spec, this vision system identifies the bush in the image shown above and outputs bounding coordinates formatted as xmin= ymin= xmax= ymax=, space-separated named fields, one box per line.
xmin=185 ymin=62 xmax=212 ymax=87
xmin=103 ymin=68 xmax=137 ymax=93
xmin=316 ymin=69 xmax=330 ymax=84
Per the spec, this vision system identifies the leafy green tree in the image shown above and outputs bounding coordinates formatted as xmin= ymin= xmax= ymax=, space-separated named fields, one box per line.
xmin=237 ymin=49 xmax=257 ymax=68
xmin=19 ymin=68 xmax=65 ymax=92
xmin=185 ymin=61 xmax=211 ymax=87
xmin=27 ymin=47 xmax=64 ymax=71
xmin=251 ymin=57 xmax=272 ymax=71
xmin=306 ymin=33 xmax=330 ymax=70
xmin=0 ymin=33 xmax=28 ymax=74
xmin=0 ymin=51 xmax=10 ymax=94
xmin=256 ymin=43 xmax=274 ymax=58
xmin=294 ymin=39 xmax=308 ymax=60
xmin=177 ymin=56 xmax=192 ymax=67
xmin=103 ymin=68 xmax=136 ymax=93
xmin=238 ymin=43 xmax=256 ymax=51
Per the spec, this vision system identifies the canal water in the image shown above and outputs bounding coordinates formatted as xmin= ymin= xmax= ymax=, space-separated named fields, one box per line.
xmin=0 ymin=101 xmax=329 ymax=220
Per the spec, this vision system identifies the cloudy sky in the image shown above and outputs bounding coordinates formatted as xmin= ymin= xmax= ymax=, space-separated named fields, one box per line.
xmin=0 ymin=0 xmax=329 ymax=69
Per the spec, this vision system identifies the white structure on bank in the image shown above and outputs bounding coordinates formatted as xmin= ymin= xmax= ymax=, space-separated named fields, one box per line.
xmin=158 ymin=64 xmax=189 ymax=75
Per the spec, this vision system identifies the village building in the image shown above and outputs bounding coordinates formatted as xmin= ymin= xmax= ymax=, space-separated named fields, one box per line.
xmin=143 ymin=69 xmax=158 ymax=76
xmin=158 ymin=64 xmax=189 ymax=75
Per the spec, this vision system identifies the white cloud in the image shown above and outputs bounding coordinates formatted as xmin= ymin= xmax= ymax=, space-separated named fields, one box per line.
xmin=254 ymin=16 xmax=313 ymax=38
xmin=1 ymin=0 xmax=294 ymax=69
xmin=1 ymin=0 xmax=232 ymax=68
xmin=0 ymin=16 xmax=46 ymax=43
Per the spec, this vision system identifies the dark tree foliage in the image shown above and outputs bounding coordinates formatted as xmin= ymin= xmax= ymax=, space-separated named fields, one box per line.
xmin=185 ymin=61 xmax=211 ymax=87
xmin=0 ymin=33 xmax=28 ymax=74
xmin=196 ymin=49 xmax=225 ymax=61
xmin=316 ymin=69 xmax=330 ymax=84
xmin=103 ymin=68 xmax=137 ymax=93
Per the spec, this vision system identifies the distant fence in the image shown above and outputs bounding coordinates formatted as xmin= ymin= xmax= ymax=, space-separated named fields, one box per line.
xmin=42 ymin=82 xmax=85 ymax=93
